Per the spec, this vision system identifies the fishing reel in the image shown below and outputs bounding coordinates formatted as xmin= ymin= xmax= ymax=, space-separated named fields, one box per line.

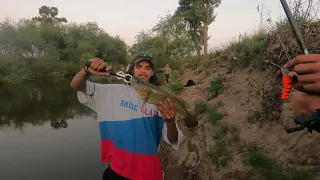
xmin=286 ymin=109 xmax=320 ymax=133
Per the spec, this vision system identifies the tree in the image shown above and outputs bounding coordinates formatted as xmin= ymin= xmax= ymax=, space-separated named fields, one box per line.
xmin=129 ymin=13 xmax=194 ymax=68
xmin=196 ymin=0 xmax=221 ymax=55
xmin=0 ymin=6 xmax=129 ymax=84
xmin=175 ymin=0 xmax=203 ymax=56
xmin=32 ymin=6 xmax=67 ymax=24
xmin=175 ymin=0 xmax=221 ymax=56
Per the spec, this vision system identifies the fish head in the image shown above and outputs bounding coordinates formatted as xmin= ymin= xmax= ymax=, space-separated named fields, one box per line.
xmin=130 ymin=75 xmax=151 ymax=98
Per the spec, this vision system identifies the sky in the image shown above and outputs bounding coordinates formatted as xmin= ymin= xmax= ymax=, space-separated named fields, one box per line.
xmin=0 ymin=0 xmax=286 ymax=50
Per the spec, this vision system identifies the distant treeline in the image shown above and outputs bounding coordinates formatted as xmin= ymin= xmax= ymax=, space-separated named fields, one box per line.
xmin=0 ymin=1 xmax=224 ymax=84
xmin=0 ymin=6 xmax=129 ymax=83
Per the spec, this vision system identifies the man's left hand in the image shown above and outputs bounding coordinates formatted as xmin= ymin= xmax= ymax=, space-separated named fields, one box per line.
xmin=156 ymin=98 xmax=176 ymax=124
xmin=290 ymin=91 xmax=320 ymax=115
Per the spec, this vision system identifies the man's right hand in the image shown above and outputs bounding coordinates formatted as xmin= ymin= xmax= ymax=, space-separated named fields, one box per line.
xmin=86 ymin=58 xmax=113 ymax=76
xmin=275 ymin=54 xmax=320 ymax=93
xmin=284 ymin=54 xmax=320 ymax=93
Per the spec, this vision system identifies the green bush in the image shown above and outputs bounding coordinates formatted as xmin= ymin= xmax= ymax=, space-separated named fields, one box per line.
xmin=209 ymin=74 xmax=224 ymax=97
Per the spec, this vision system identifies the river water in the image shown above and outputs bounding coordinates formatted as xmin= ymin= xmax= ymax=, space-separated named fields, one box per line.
xmin=0 ymin=78 xmax=107 ymax=180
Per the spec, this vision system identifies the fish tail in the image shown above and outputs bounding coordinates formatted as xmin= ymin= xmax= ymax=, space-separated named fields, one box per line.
xmin=281 ymin=75 xmax=292 ymax=100
xmin=182 ymin=109 xmax=199 ymax=129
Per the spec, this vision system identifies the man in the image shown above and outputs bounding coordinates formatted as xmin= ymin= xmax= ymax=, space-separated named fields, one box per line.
xmin=70 ymin=53 xmax=184 ymax=180
xmin=162 ymin=64 xmax=171 ymax=83
xmin=277 ymin=54 xmax=320 ymax=115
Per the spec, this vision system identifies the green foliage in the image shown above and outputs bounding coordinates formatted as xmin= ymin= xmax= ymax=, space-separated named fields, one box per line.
xmin=168 ymin=79 xmax=184 ymax=94
xmin=209 ymin=74 xmax=224 ymax=97
xmin=209 ymin=138 xmax=231 ymax=171
xmin=0 ymin=79 xmax=93 ymax=129
xmin=175 ymin=0 xmax=203 ymax=55
xmin=129 ymin=13 xmax=194 ymax=69
xmin=170 ymin=70 xmax=180 ymax=79
xmin=227 ymin=29 xmax=269 ymax=69
xmin=195 ymin=101 xmax=208 ymax=114
xmin=0 ymin=6 xmax=128 ymax=84
xmin=213 ymin=123 xmax=229 ymax=139
xmin=244 ymin=150 xmax=313 ymax=180
xmin=175 ymin=0 xmax=222 ymax=55
xmin=208 ymin=101 xmax=225 ymax=125
xmin=32 ymin=6 xmax=67 ymax=23
xmin=208 ymin=49 xmax=222 ymax=59
xmin=209 ymin=123 xmax=240 ymax=171
xmin=0 ymin=54 xmax=31 ymax=83
xmin=247 ymin=109 xmax=262 ymax=123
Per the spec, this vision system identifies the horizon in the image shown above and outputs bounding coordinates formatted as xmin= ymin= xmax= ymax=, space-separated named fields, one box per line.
xmin=1 ymin=0 xmax=290 ymax=51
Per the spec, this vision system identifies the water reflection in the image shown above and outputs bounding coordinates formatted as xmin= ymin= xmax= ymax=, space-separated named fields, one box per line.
xmin=0 ymin=78 xmax=107 ymax=180
xmin=0 ymin=116 xmax=106 ymax=180
xmin=0 ymin=78 xmax=94 ymax=130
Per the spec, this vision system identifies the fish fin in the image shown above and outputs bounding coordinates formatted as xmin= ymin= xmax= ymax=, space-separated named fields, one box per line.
xmin=182 ymin=110 xmax=199 ymax=129
xmin=141 ymin=96 xmax=149 ymax=109
xmin=169 ymin=94 xmax=191 ymax=109
xmin=180 ymin=98 xmax=191 ymax=109
xmin=141 ymin=100 xmax=147 ymax=109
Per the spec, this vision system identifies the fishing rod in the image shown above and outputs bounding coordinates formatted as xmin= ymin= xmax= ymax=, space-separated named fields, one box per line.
xmin=278 ymin=0 xmax=320 ymax=133
xmin=279 ymin=0 xmax=309 ymax=54
xmin=265 ymin=0 xmax=309 ymax=88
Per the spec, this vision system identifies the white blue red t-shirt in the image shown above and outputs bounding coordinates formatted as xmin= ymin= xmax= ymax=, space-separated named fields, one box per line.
xmin=77 ymin=81 xmax=184 ymax=180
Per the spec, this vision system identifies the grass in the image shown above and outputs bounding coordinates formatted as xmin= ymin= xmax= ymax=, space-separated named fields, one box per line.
xmin=208 ymin=74 xmax=224 ymax=98
xmin=209 ymin=138 xmax=231 ymax=171
xmin=209 ymin=122 xmax=241 ymax=171
xmin=205 ymin=100 xmax=238 ymax=171
xmin=194 ymin=101 xmax=208 ymax=115
xmin=225 ymin=28 xmax=269 ymax=70
xmin=213 ymin=123 xmax=229 ymax=139
xmin=167 ymin=79 xmax=184 ymax=94
xmin=244 ymin=150 xmax=313 ymax=180
xmin=247 ymin=109 xmax=263 ymax=124
xmin=208 ymin=101 xmax=225 ymax=125
xmin=207 ymin=49 xmax=222 ymax=60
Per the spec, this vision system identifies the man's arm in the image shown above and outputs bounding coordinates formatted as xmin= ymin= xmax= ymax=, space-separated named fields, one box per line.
xmin=70 ymin=69 xmax=88 ymax=92
xmin=162 ymin=121 xmax=184 ymax=150
xmin=70 ymin=58 xmax=112 ymax=92
xmin=166 ymin=121 xmax=178 ymax=143
xmin=156 ymin=98 xmax=184 ymax=150
xmin=71 ymin=58 xmax=113 ymax=112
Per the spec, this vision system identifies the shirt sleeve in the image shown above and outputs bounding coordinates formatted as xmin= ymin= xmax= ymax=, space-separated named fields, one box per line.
xmin=162 ymin=119 xmax=184 ymax=150
xmin=76 ymin=81 xmax=112 ymax=112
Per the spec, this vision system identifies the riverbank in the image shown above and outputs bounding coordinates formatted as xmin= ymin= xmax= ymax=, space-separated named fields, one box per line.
xmin=159 ymin=20 xmax=320 ymax=180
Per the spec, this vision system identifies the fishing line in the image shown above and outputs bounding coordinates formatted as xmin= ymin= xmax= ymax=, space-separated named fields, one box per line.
xmin=83 ymin=65 xmax=96 ymax=98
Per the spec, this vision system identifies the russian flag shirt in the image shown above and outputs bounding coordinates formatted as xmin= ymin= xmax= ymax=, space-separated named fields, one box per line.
xmin=77 ymin=81 xmax=184 ymax=180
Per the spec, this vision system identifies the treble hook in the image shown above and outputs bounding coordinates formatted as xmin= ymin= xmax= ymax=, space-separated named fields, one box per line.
xmin=84 ymin=61 xmax=132 ymax=83
xmin=110 ymin=71 xmax=132 ymax=83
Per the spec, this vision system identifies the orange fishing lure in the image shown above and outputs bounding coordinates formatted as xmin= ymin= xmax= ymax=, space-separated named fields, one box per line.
xmin=281 ymin=73 xmax=292 ymax=100
xmin=265 ymin=61 xmax=293 ymax=100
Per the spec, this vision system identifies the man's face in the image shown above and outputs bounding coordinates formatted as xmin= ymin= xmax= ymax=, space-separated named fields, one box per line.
xmin=133 ymin=60 xmax=153 ymax=82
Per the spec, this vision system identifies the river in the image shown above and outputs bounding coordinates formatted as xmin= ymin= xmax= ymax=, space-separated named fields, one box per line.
xmin=0 ymin=78 xmax=107 ymax=180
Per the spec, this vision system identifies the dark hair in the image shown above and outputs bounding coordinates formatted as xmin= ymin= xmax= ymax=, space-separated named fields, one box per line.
xmin=126 ymin=54 xmax=161 ymax=86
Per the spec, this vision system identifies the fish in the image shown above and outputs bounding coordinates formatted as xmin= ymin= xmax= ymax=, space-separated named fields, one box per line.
xmin=130 ymin=75 xmax=199 ymax=129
